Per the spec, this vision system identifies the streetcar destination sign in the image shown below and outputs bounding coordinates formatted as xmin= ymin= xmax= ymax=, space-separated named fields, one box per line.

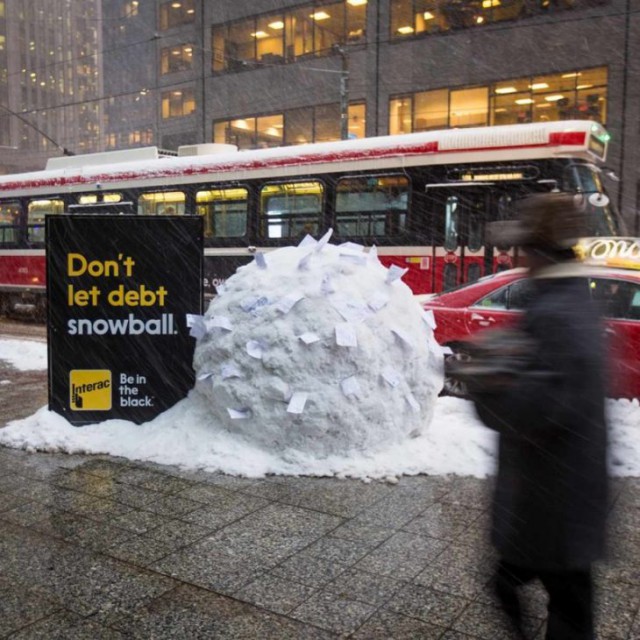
xmin=47 ymin=214 xmax=203 ymax=425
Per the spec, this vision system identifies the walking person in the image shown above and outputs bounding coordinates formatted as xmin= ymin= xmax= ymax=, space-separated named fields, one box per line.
xmin=460 ymin=192 xmax=609 ymax=639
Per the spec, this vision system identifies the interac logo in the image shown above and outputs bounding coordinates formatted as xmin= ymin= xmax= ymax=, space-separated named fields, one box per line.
xmin=69 ymin=370 xmax=112 ymax=411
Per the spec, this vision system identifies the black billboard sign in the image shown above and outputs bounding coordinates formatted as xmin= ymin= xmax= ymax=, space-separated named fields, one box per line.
xmin=47 ymin=215 xmax=203 ymax=425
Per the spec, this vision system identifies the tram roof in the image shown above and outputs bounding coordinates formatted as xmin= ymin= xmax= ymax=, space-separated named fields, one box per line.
xmin=0 ymin=120 xmax=608 ymax=197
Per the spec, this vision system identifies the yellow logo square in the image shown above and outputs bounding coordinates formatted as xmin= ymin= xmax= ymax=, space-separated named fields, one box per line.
xmin=69 ymin=370 xmax=112 ymax=411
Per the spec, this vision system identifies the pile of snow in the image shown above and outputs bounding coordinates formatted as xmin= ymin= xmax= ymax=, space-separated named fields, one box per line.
xmin=190 ymin=233 xmax=443 ymax=458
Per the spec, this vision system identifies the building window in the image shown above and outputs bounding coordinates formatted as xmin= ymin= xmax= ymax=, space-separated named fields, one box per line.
xmin=390 ymin=0 xmax=609 ymax=40
xmin=159 ymin=0 xmax=195 ymax=30
xmin=214 ymin=103 xmax=366 ymax=149
xmin=161 ymin=88 xmax=195 ymax=119
xmin=389 ymin=67 xmax=607 ymax=133
xmin=120 ymin=1 xmax=139 ymax=18
xmin=161 ymin=44 xmax=194 ymax=74
xmin=211 ymin=0 xmax=367 ymax=73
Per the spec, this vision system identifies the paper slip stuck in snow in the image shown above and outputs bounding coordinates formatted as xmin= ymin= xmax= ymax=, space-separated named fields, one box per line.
xmin=340 ymin=375 xmax=362 ymax=397
xmin=227 ymin=407 xmax=252 ymax=420
xmin=287 ymin=391 xmax=308 ymax=414
xmin=332 ymin=299 xmax=371 ymax=324
xmin=339 ymin=241 xmax=364 ymax=252
xmin=298 ymin=332 xmax=320 ymax=345
xmin=298 ymin=234 xmax=317 ymax=248
xmin=368 ymin=291 xmax=389 ymax=312
xmin=382 ymin=366 xmax=403 ymax=388
xmin=205 ymin=315 xmax=233 ymax=332
xmin=254 ymin=252 xmax=268 ymax=269
xmin=275 ymin=292 xmax=305 ymax=314
xmin=385 ymin=264 xmax=409 ymax=284
xmin=405 ymin=392 xmax=421 ymax=413
xmin=221 ymin=363 xmax=243 ymax=379
xmin=297 ymin=250 xmax=314 ymax=270
xmin=240 ymin=295 xmax=270 ymax=313
xmin=368 ymin=245 xmax=381 ymax=265
xmin=246 ymin=340 xmax=266 ymax=359
xmin=392 ymin=327 xmax=414 ymax=349
xmin=186 ymin=314 xmax=206 ymax=339
xmin=315 ymin=228 xmax=334 ymax=252
xmin=422 ymin=309 xmax=437 ymax=330
xmin=335 ymin=322 xmax=358 ymax=348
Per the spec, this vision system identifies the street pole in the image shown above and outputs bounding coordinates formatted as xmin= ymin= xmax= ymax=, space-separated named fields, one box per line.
xmin=337 ymin=46 xmax=349 ymax=140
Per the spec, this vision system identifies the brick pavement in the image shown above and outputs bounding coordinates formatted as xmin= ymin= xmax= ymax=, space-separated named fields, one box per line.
xmin=0 ymin=344 xmax=639 ymax=638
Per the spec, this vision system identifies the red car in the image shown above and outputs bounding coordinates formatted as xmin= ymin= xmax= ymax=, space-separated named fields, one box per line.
xmin=423 ymin=266 xmax=640 ymax=399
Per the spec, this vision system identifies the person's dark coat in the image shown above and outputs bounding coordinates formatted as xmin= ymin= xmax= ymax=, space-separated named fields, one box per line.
xmin=473 ymin=267 xmax=608 ymax=571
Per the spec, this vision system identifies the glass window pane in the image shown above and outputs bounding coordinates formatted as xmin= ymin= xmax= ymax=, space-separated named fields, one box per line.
xmin=196 ymin=187 xmax=248 ymax=238
xmin=313 ymin=2 xmax=344 ymax=54
xmin=256 ymin=13 xmax=284 ymax=63
xmin=28 ymin=199 xmax=63 ymax=243
xmin=138 ymin=192 xmax=186 ymax=215
xmin=576 ymin=87 xmax=606 ymax=123
xmin=335 ymin=175 xmax=409 ymax=237
xmin=0 ymin=201 xmax=20 ymax=245
xmin=212 ymin=26 xmax=226 ymax=72
xmin=389 ymin=96 xmax=412 ymax=134
xmin=348 ymin=103 xmax=366 ymax=139
xmin=213 ymin=121 xmax=229 ymax=144
xmin=227 ymin=19 xmax=256 ymax=70
xmin=227 ymin=117 xmax=256 ymax=149
xmin=346 ymin=0 xmax=367 ymax=43
xmin=492 ymin=92 xmax=533 ymax=125
xmin=284 ymin=107 xmax=313 ymax=145
xmin=414 ymin=89 xmax=448 ymax=130
xmin=391 ymin=0 xmax=414 ymax=37
xmin=415 ymin=0 xmax=448 ymax=34
xmin=450 ymin=87 xmax=488 ymax=127
xmin=260 ymin=181 xmax=323 ymax=239
xmin=286 ymin=8 xmax=314 ymax=59
xmin=256 ymin=114 xmax=284 ymax=148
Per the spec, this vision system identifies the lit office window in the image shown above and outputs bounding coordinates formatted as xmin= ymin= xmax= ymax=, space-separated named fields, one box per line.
xmin=390 ymin=0 xmax=609 ymax=39
xmin=159 ymin=0 xmax=195 ymax=30
xmin=211 ymin=1 xmax=367 ymax=73
xmin=161 ymin=88 xmax=195 ymax=119
xmin=389 ymin=67 xmax=607 ymax=133
xmin=214 ymin=103 xmax=366 ymax=149
xmin=161 ymin=44 xmax=194 ymax=74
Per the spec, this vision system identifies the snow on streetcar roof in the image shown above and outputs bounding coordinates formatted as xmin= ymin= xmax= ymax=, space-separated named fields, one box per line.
xmin=0 ymin=120 xmax=607 ymax=195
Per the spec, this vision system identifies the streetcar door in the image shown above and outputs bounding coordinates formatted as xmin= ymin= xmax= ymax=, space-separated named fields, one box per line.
xmin=427 ymin=186 xmax=494 ymax=292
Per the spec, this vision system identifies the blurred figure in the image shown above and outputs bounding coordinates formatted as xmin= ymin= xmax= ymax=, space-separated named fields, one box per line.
xmin=458 ymin=193 xmax=609 ymax=639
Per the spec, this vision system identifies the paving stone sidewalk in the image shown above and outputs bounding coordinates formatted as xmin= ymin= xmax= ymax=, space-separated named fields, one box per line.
xmin=0 ymin=352 xmax=639 ymax=638
xmin=1 ymin=446 xmax=639 ymax=639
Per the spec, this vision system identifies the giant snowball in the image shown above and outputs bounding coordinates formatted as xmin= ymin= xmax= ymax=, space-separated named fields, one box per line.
xmin=192 ymin=234 xmax=443 ymax=458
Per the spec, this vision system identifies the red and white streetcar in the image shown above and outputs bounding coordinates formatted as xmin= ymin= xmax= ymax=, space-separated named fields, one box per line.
xmin=0 ymin=119 xmax=624 ymax=318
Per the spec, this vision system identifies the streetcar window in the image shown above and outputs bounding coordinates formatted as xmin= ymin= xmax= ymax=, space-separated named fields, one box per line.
xmin=138 ymin=191 xmax=186 ymax=215
xmin=565 ymin=164 xmax=624 ymax=235
xmin=260 ymin=181 xmax=323 ymax=239
xmin=444 ymin=196 xmax=459 ymax=251
xmin=335 ymin=175 xmax=409 ymax=237
xmin=196 ymin=187 xmax=248 ymax=238
xmin=77 ymin=193 xmax=123 ymax=204
xmin=27 ymin=199 xmax=63 ymax=243
xmin=0 ymin=201 xmax=20 ymax=245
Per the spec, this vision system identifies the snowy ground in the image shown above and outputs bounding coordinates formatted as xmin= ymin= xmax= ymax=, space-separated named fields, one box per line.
xmin=0 ymin=337 xmax=638 ymax=480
